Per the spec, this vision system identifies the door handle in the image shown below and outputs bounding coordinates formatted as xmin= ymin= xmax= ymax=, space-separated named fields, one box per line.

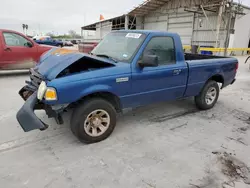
xmin=4 ymin=47 xmax=11 ymax=51
xmin=173 ymin=69 xmax=182 ymax=75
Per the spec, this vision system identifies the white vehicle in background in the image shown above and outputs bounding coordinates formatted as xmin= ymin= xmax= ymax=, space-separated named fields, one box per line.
xmin=64 ymin=40 xmax=74 ymax=46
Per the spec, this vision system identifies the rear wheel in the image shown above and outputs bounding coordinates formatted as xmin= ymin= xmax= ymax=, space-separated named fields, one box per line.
xmin=195 ymin=80 xmax=220 ymax=110
xmin=70 ymin=98 xmax=117 ymax=144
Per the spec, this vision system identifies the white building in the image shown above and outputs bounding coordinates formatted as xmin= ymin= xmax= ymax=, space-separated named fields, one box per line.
xmin=232 ymin=12 xmax=250 ymax=49
xmin=81 ymin=0 xmax=250 ymax=52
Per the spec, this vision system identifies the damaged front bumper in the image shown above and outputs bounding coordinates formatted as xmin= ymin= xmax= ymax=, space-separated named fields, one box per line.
xmin=16 ymin=86 xmax=66 ymax=132
xmin=16 ymin=91 xmax=49 ymax=132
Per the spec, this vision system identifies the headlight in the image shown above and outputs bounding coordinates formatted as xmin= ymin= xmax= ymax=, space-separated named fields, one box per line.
xmin=45 ymin=87 xmax=57 ymax=101
xmin=37 ymin=81 xmax=47 ymax=100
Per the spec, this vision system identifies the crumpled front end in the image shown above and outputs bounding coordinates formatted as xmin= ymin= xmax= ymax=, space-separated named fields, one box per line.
xmin=19 ymin=68 xmax=45 ymax=101
xmin=16 ymin=49 xmax=118 ymax=132
xmin=16 ymin=68 xmax=65 ymax=132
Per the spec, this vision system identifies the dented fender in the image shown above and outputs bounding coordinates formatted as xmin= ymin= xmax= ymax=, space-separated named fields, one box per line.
xmin=79 ymin=84 xmax=116 ymax=98
xmin=35 ymin=48 xmax=116 ymax=80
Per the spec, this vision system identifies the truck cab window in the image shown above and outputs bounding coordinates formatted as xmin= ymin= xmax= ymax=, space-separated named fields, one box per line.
xmin=92 ymin=32 xmax=146 ymax=63
xmin=143 ymin=37 xmax=176 ymax=65
xmin=3 ymin=32 xmax=31 ymax=47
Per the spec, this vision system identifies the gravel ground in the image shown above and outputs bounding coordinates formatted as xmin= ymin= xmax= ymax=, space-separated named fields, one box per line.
xmin=0 ymin=56 xmax=250 ymax=188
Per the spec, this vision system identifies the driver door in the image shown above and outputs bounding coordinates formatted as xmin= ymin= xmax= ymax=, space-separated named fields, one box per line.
xmin=1 ymin=32 xmax=38 ymax=69
xmin=131 ymin=36 xmax=188 ymax=107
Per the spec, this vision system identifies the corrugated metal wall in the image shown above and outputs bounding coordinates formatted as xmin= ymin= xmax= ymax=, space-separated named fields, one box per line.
xmin=96 ymin=21 xmax=112 ymax=39
xmin=94 ymin=0 xmax=250 ymax=49
xmin=144 ymin=15 xmax=168 ymax=31
xmin=142 ymin=10 xmax=193 ymax=45
xmin=192 ymin=13 xmax=227 ymax=47
xmin=136 ymin=16 xmax=144 ymax=29
xmin=135 ymin=0 xmax=232 ymax=47
xmin=141 ymin=0 xmax=194 ymax=45
xmin=168 ymin=12 xmax=193 ymax=45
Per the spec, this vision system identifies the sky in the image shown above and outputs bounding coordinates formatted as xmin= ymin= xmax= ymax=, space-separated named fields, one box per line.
xmin=0 ymin=0 xmax=142 ymax=35
xmin=0 ymin=0 xmax=249 ymax=35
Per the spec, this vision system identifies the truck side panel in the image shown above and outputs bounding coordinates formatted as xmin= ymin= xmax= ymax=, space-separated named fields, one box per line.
xmin=185 ymin=58 xmax=237 ymax=97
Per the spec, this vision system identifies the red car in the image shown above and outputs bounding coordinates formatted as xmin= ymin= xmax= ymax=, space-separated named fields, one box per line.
xmin=78 ymin=42 xmax=98 ymax=53
xmin=0 ymin=29 xmax=52 ymax=70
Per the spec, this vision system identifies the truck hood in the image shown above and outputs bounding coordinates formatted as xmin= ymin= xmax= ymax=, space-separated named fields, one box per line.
xmin=35 ymin=48 xmax=117 ymax=80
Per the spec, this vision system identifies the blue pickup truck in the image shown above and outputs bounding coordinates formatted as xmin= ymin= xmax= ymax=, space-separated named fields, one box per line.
xmin=16 ymin=30 xmax=238 ymax=143
xmin=34 ymin=37 xmax=64 ymax=47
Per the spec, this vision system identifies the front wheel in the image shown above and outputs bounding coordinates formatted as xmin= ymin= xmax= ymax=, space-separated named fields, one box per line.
xmin=195 ymin=80 xmax=220 ymax=110
xmin=70 ymin=98 xmax=117 ymax=144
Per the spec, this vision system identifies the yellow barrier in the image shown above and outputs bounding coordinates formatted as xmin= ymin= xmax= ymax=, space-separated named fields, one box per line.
xmin=183 ymin=45 xmax=191 ymax=50
xmin=183 ymin=46 xmax=250 ymax=53
xmin=199 ymin=48 xmax=250 ymax=52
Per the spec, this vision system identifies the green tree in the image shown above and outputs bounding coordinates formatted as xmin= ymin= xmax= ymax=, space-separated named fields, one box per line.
xmin=68 ymin=30 xmax=77 ymax=37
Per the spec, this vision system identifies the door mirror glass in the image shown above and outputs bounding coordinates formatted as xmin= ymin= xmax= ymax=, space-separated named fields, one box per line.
xmin=139 ymin=55 xmax=158 ymax=67
xmin=26 ymin=41 xmax=33 ymax=48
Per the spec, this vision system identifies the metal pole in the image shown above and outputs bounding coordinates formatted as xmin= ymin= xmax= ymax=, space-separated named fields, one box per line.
xmin=191 ymin=13 xmax=195 ymax=46
xmin=125 ymin=15 xmax=129 ymax=30
xmin=224 ymin=1 xmax=233 ymax=56
xmin=215 ymin=0 xmax=225 ymax=48
xmin=100 ymin=23 xmax=102 ymax=39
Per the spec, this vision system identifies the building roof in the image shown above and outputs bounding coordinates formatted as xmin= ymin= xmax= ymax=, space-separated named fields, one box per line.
xmin=128 ymin=0 xmax=172 ymax=16
xmin=82 ymin=15 xmax=125 ymax=30
xmin=81 ymin=0 xmax=250 ymax=30
xmin=128 ymin=0 xmax=225 ymax=16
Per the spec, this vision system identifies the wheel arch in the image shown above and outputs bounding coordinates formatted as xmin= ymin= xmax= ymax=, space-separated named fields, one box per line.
xmin=72 ymin=91 xmax=122 ymax=113
xmin=207 ymin=74 xmax=224 ymax=88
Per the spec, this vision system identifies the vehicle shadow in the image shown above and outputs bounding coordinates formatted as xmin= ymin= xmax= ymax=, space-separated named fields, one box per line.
xmin=115 ymin=97 xmax=197 ymax=131
xmin=34 ymin=97 xmax=197 ymax=146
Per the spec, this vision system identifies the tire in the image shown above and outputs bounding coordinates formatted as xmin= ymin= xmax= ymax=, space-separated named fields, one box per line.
xmin=70 ymin=98 xmax=117 ymax=144
xmin=195 ymin=80 xmax=220 ymax=110
xmin=58 ymin=44 xmax=63 ymax=48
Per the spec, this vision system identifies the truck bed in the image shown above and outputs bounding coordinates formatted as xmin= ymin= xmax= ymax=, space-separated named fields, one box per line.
xmin=184 ymin=55 xmax=237 ymax=98
xmin=184 ymin=53 xmax=230 ymax=61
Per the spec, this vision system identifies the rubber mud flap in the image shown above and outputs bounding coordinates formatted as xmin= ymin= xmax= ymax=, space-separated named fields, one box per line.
xmin=16 ymin=91 xmax=48 ymax=132
xmin=231 ymin=79 xmax=236 ymax=85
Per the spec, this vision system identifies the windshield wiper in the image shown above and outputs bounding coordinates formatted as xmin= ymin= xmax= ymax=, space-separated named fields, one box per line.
xmin=94 ymin=54 xmax=117 ymax=63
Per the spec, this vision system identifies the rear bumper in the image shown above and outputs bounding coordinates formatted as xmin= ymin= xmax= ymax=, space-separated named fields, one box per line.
xmin=16 ymin=91 xmax=48 ymax=132
xmin=222 ymin=78 xmax=236 ymax=89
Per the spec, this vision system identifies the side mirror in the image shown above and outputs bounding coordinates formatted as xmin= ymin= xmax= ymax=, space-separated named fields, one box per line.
xmin=138 ymin=55 xmax=158 ymax=68
xmin=26 ymin=41 xmax=33 ymax=48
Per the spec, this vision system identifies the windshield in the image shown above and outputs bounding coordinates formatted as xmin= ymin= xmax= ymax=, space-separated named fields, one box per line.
xmin=92 ymin=32 xmax=146 ymax=63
